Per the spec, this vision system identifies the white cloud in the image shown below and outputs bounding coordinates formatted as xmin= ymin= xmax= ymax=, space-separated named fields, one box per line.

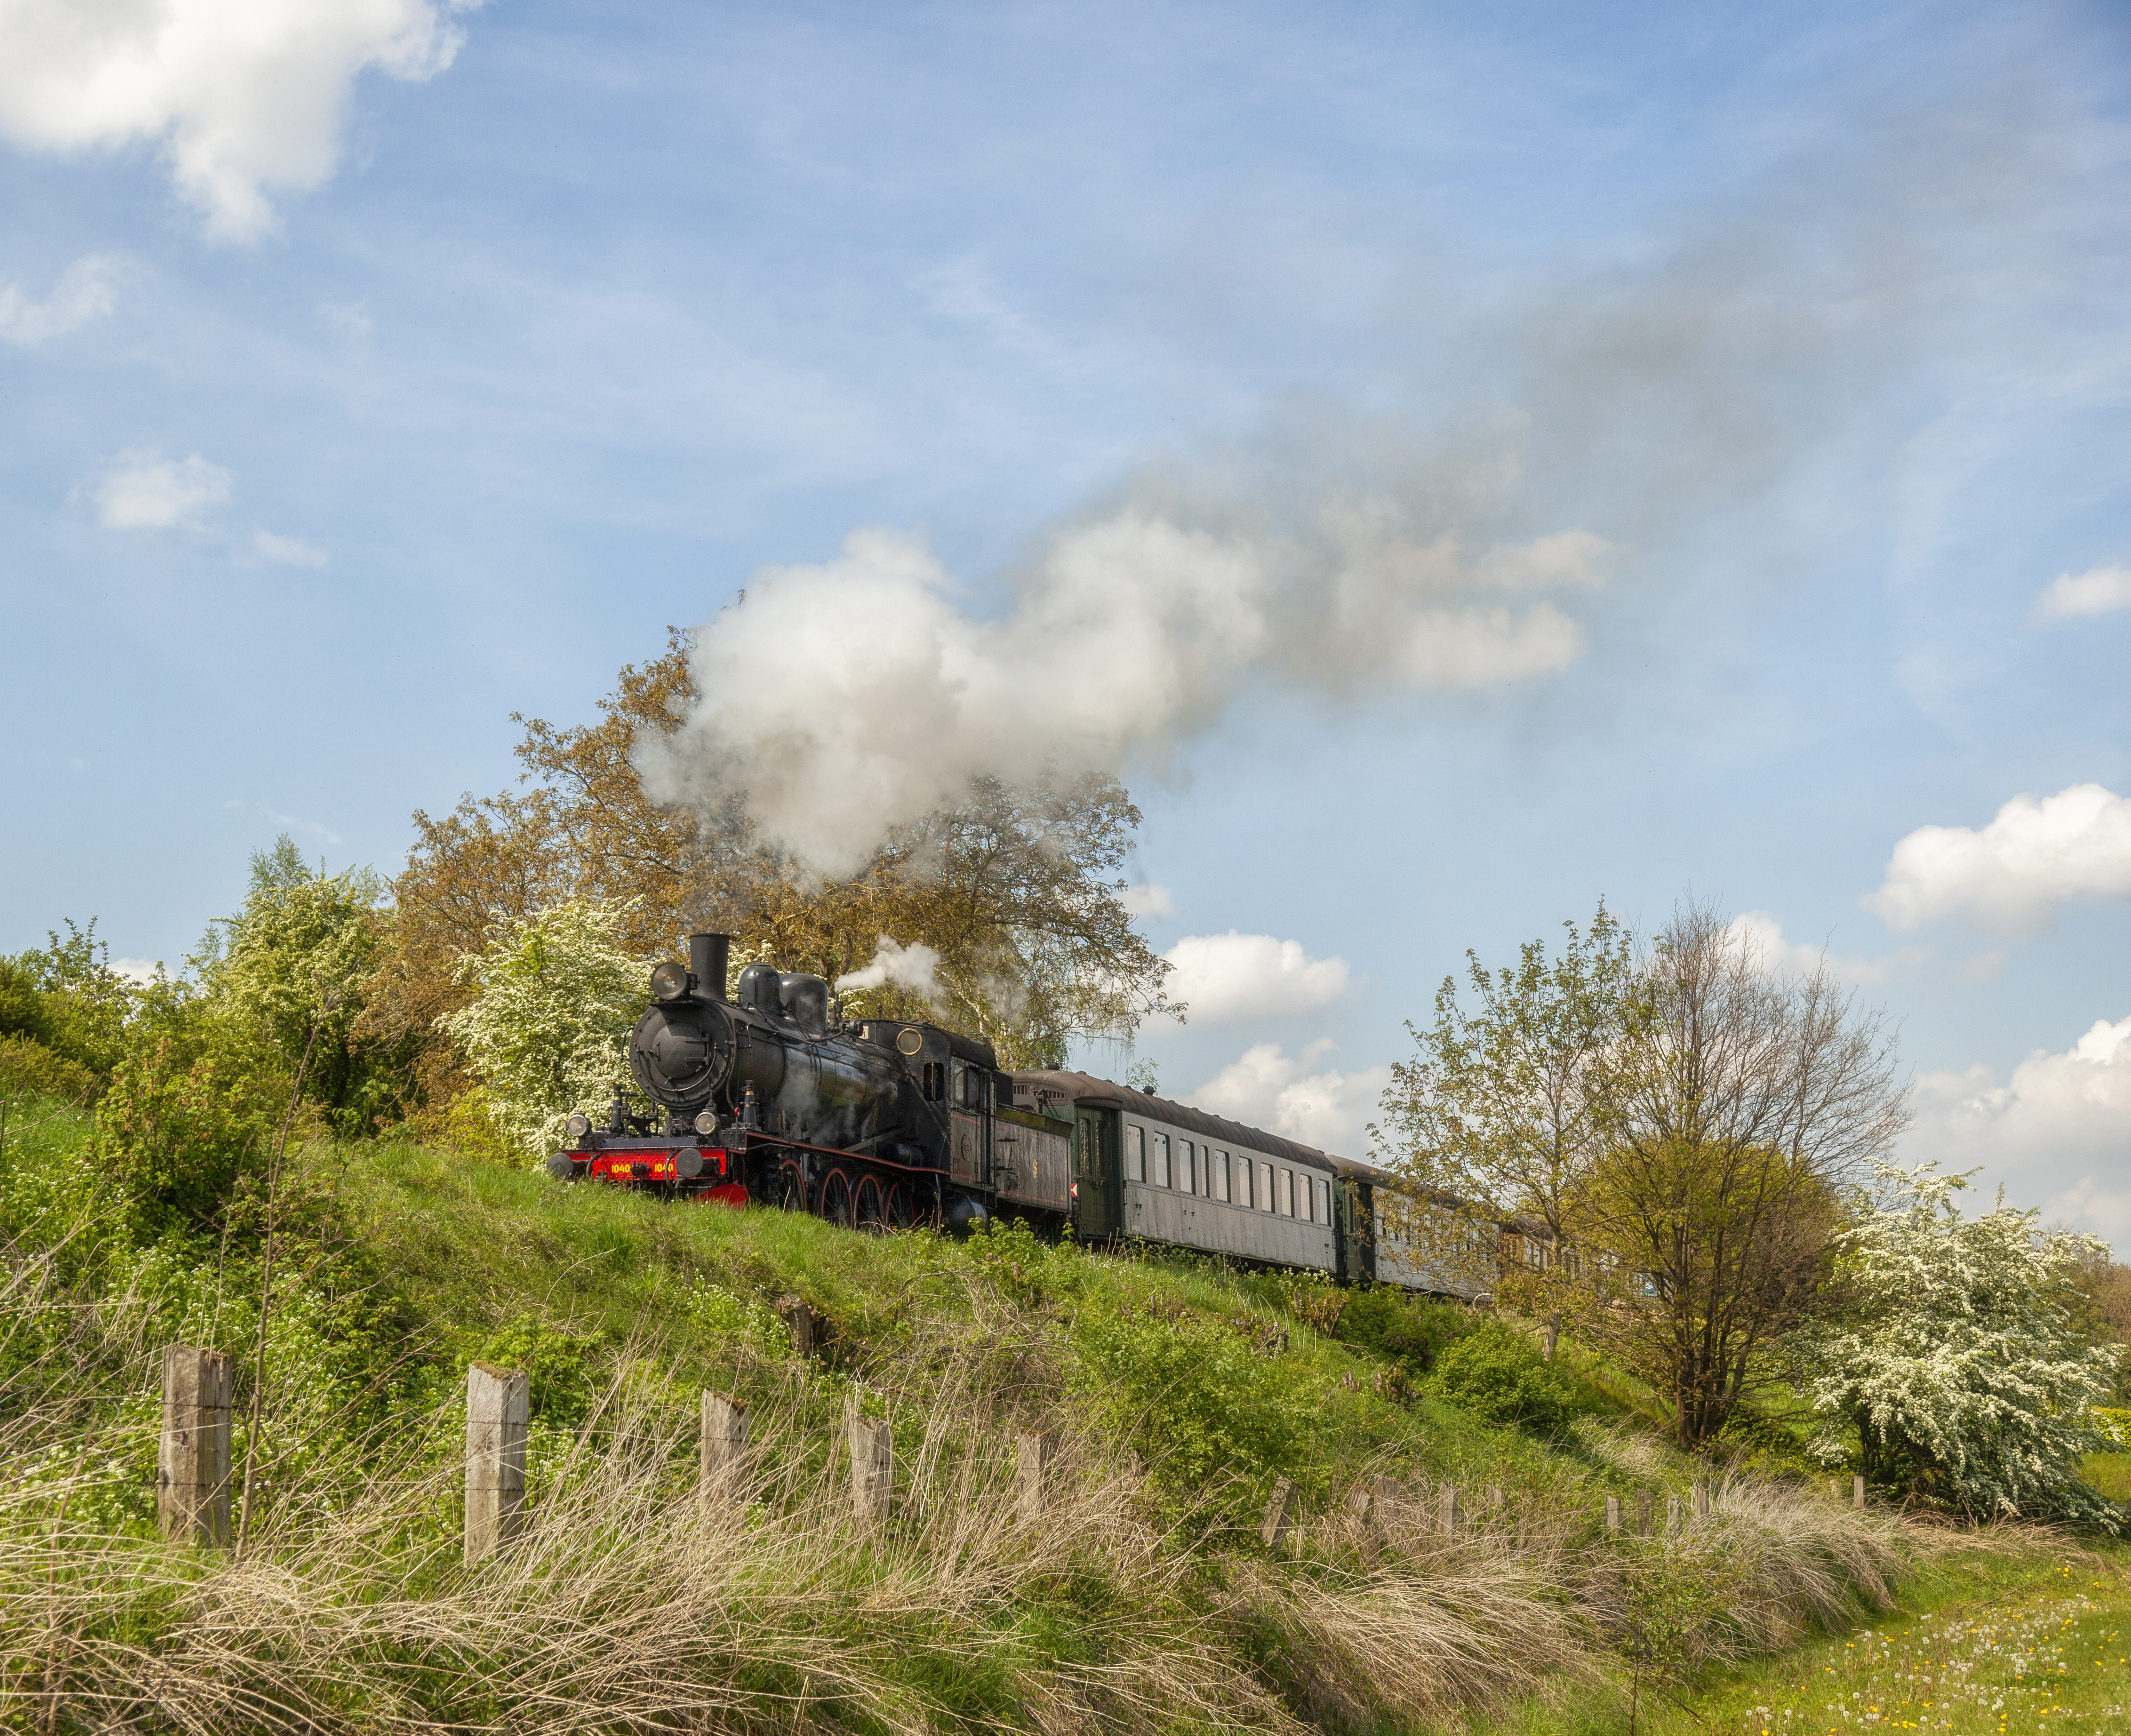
xmin=2033 ymin=564 xmax=2131 ymax=622
xmin=1866 ymin=784 xmax=2131 ymax=936
xmin=94 ymin=447 xmax=232 ymax=529
xmin=0 ymin=253 xmax=122 ymax=345
xmin=1724 ymin=910 xmax=1929 ymax=986
xmin=1183 ymin=1039 xmax=1390 ymax=1158
xmin=0 ymin=0 xmax=475 ymax=241
xmin=1162 ymin=931 xmax=1349 ymax=1023
xmin=1119 ymin=881 xmax=1174 ymax=919
xmin=1907 ymin=1014 xmax=2131 ymax=1247
xmin=250 ymin=527 xmax=327 ymax=567
xmin=109 ymin=957 xmax=162 ymax=985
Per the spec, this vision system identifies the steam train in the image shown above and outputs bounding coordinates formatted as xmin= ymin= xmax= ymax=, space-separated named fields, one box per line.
xmin=547 ymin=932 xmax=1486 ymax=1296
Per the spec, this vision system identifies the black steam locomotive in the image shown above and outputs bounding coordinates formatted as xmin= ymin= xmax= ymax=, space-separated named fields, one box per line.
xmin=547 ymin=931 xmax=1075 ymax=1232
xmin=548 ymin=931 xmax=1495 ymax=1298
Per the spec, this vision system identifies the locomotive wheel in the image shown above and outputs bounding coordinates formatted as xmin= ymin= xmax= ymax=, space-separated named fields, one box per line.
xmin=773 ymin=1160 xmax=808 ymax=1213
xmin=817 ymin=1167 xmax=854 ymax=1229
xmin=853 ymin=1175 xmax=887 ymax=1236
xmin=884 ymin=1180 xmax=916 ymax=1232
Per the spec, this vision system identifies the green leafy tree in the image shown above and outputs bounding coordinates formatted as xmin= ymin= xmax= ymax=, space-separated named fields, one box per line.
xmin=197 ymin=838 xmax=415 ymax=1136
xmin=436 ymin=899 xmax=644 ymax=1161
xmin=91 ymin=1038 xmax=271 ymax=1228
xmin=1376 ymin=902 xmax=1632 ymax=1353
xmin=1799 ymin=1160 xmax=2123 ymax=1521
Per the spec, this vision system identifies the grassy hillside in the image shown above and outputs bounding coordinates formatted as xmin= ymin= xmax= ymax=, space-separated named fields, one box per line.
xmin=0 ymin=1096 xmax=2042 ymax=1733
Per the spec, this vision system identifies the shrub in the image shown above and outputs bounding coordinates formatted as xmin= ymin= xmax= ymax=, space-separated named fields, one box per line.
xmin=91 ymin=1040 xmax=271 ymax=1228
xmin=0 ymin=1034 xmax=97 ymax=1106
xmin=1427 ymin=1319 xmax=1583 ymax=1433
xmin=1334 ymin=1283 xmax=1483 ymax=1373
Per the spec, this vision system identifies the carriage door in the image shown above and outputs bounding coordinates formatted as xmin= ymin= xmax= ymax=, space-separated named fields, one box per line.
xmin=949 ymin=1060 xmax=987 ymax=1185
xmin=1073 ymin=1109 xmax=1119 ymax=1238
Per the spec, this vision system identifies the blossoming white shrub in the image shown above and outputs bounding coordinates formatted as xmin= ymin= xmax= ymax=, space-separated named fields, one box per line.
xmin=1800 ymin=1160 xmax=2123 ymax=1522
xmin=436 ymin=900 xmax=645 ymax=1161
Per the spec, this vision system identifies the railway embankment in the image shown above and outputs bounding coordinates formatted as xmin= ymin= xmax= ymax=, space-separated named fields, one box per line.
xmin=2 ymin=1098 xmax=2116 ymax=1734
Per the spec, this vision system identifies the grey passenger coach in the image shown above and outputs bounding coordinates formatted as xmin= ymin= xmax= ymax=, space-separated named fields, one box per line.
xmin=1011 ymin=1070 xmax=1343 ymax=1277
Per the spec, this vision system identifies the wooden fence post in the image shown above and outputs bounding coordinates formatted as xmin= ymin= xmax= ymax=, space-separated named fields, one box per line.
xmin=777 ymin=1295 xmax=815 ymax=1358
xmin=1017 ymin=1431 xmax=1053 ymax=1525
xmin=1259 ymin=1475 xmax=1296 ymax=1553
xmin=1605 ymin=1493 xmax=1621 ymax=1537
xmin=1634 ymin=1489 xmax=1653 ymax=1536
xmin=465 ymin=1362 xmax=530 ymax=1566
xmin=847 ymin=1402 xmax=893 ymax=1526
xmin=1665 ymin=1494 xmax=1680 ymax=1533
xmin=157 ymin=1345 xmax=233 ymax=1547
xmin=1853 ymin=1473 xmax=1865 ymax=1509
xmin=1438 ymin=1482 xmax=1459 ymax=1536
xmin=1692 ymin=1482 xmax=1710 ymax=1522
xmin=700 ymin=1390 xmax=748 ymax=1505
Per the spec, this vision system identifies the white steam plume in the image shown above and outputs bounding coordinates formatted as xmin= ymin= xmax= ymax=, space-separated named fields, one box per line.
xmin=833 ymin=936 xmax=943 ymax=999
xmin=638 ymin=431 xmax=1611 ymax=877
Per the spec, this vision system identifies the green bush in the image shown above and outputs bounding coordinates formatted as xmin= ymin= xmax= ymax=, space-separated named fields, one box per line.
xmin=0 ymin=1034 xmax=97 ymax=1105
xmin=1334 ymin=1284 xmax=1484 ymax=1373
xmin=1427 ymin=1319 xmax=1583 ymax=1433
xmin=92 ymin=1040 xmax=271 ymax=1228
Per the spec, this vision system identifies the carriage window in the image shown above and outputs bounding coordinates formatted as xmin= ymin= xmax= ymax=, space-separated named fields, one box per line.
xmin=1213 ymin=1150 xmax=1230 ymax=1202
xmin=1152 ymin=1132 xmax=1170 ymax=1188
xmin=1179 ymin=1139 xmax=1195 ymax=1193
xmin=1317 ymin=1177 xmax=1331 ymax=1224
xmin=1259 ymin=1160 xmax=1274 ymax=1211
xmin=1126 ymin=1124 xmax=1145 ymax=1183
xmin=1279 ymin=1168 xmax=1294 ymax=1217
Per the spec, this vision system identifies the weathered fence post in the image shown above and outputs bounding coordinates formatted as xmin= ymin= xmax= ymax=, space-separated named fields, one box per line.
xmin=1635 ymin=1489 xmax=1653 ymax=1536
xmin=1017 ymin=1431 xmax=1054 ymax=1524
xmin=700 ymin=1390 xmax=748 ymax=1505
xmin=1605 ymin=1493 xmax=1621 ymax=1537
xmin=1260 ymin=1475 xmax=1296 ymax=1553
xmin=847 ymin=1401 xmax=893 ymax=1526
xmin=157 ymin=1345 xmax=233 ymax=1546
xmin=1487 ymin=1486 xmax=1504 ymax=1519
xmin=1438 ymin=1482 xmax=1459 ymax=1536
xmin=777 ymin=1295 xmax=815 ymax=1358
xmin=1853 ymin=1473 xmax=1865 ymax=1509
xmin=465 ymin=1362 xmax=530 ymax=1566
xmin=1665 ymin=1493 xmax=1681 ymax=1533
xmin=1692 ymin=1482 xmax=1710 ymax=1522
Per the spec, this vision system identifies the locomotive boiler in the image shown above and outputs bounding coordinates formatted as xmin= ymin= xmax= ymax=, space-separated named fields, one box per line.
xmin=546 ymin=932 xmax=1074 ymax=1231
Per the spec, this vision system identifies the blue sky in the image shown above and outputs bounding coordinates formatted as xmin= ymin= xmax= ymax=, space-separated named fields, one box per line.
xmin=2 ymin=1 xmax=2127 ymax=1237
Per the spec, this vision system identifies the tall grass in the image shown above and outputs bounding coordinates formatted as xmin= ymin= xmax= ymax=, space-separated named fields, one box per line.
xmin=0 ymin=1120 xmax=1993 ymax=1732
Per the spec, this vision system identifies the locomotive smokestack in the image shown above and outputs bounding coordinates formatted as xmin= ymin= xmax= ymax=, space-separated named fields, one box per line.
xmin=689 ymin=932 xmax=731 ymax=1002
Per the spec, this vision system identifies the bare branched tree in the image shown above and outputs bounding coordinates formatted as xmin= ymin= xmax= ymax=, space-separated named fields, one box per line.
xmin=1583 ymin=900 xmax=1909 ymax=1449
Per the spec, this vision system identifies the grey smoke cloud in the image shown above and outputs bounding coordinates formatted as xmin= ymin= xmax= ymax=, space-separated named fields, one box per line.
xmin=638 ymin=50 xmax=2123 ymax=881
xmin=636 ymin=421 xmax=1611 ymax=877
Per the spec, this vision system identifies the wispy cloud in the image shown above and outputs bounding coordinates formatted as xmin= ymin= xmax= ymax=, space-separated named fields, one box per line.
xmin=1724 ymin=910 xmax=1930 ymax=987
xmin=2033 ymin=563 xmax=2131 ymax=622
xmin=0 ymin=254 xmax=122 ymax=345
xmin=250 ymin=528 xmax=328 ymax=568
xmin=223 ymin=799 xmax=341 ymax=847
xmin=94 ymin=448 xmax=233 ymax=530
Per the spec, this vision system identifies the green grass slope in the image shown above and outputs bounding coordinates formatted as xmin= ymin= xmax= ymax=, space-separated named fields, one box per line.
xmin=0 ymin=1102 xmax=1997 ymax=1734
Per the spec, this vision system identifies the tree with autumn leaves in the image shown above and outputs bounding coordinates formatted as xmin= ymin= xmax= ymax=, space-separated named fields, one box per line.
xmin=366 ymin=633 xmax=1178 ymax=1116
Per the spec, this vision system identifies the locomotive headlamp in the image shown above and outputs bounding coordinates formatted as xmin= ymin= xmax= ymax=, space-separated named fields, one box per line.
xmin=693 ymin=1110 xmax=718 ymax=1136
xmin=649 ymin=960 xmax=690 ymax=1002
xmin=565 ymin=1111 xmax=591 ymax=1140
